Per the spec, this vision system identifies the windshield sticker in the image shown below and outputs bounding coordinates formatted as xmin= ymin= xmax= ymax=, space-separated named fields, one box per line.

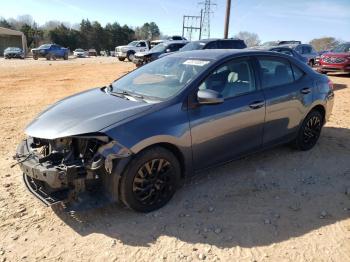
xmin=183 ymin=60 xmax=210 ymax=66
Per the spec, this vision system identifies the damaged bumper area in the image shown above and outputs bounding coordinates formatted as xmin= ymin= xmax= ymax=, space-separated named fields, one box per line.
xmin=15 ymin=135 xmax=132 ymax=208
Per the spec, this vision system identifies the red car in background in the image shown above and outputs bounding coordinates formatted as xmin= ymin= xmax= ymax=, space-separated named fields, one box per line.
xmin=318 ymin=43 xmax=350 ymax=74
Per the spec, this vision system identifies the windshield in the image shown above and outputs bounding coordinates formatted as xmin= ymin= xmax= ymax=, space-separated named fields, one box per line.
xmin=150 ymin=43 xmax=166 ymax=53
xmin=261 ymin=41 xmax=278 ymax=47
xmin=39 ymin=44 xmax=51 ymax=49
xmin=111 ymin=56 xmax=212 ymax=101
xmin=75 ymin=49 xmax=84 ymax=52
xmin=180 ymin=42 xmax=206 ymax=51
xmin=128 ymin=41 xmax=139 ymax=46
xmin=332 ymin=43 xmax=350 ymax=53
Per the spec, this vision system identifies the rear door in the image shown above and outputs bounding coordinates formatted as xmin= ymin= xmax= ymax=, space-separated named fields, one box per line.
xmin=256 ymin=56 xmax=312 ymax=145
xmin=188 ymin=57 xmax=266 ymax=170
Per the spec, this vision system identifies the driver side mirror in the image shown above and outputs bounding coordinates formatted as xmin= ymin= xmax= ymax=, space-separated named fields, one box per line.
xmin=197 ymin=89 xmax=224 ymax=105
xmin=165 ymin=49 xmax=171 ymax=53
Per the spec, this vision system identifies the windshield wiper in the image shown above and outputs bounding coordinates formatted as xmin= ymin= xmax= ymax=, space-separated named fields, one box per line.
xmin=107 ymin=85 xmax=144 ymax=100
xmin=113 ymin=90 xmax=144 ymax=99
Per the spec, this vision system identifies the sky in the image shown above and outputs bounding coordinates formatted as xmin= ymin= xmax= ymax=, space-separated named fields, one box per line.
xmin=0 ymin=0 xmax=349 ymax=43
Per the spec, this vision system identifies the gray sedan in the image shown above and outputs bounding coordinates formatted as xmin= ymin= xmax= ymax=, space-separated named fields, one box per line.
xmin=15 ymin=50 xmax=334 ymax=212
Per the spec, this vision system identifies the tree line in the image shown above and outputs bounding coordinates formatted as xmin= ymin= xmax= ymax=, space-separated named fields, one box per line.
xmin=0 ymin=15 xmax=161 ymax=52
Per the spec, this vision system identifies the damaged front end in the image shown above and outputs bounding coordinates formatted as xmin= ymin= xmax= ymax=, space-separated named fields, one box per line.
xmin=14 ymin=134 xmax=132 ymax=209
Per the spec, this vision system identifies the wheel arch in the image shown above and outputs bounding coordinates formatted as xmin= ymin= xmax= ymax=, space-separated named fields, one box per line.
xmin=310 ymin=104 xmax=326 ymax=122
xmin=135 ymin=142 xmax=187 ymax=179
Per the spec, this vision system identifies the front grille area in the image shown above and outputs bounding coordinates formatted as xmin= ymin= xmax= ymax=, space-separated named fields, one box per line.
xmin=322 ymin=56 xmax=346 ymax=64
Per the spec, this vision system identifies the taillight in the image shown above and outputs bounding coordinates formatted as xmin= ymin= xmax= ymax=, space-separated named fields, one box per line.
xmin=328 ymin=79 xmax=334 ymax=90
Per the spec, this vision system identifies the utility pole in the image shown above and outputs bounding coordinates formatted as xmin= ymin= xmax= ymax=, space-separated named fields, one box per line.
xmin=199 ymin=0 xmax=216 ymax=39
xmin=224 ymin=0 xmax=231 ymax=39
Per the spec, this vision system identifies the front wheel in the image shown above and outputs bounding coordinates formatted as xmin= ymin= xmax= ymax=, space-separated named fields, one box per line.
xmin=127 ymin=52 xmax=135 ymax=62
xmin=294 ymin=110 xmax=323 ymax=151
xmin=64 ymin=53 xmax=68 ymax=60
xmin=118 ymin=57 xmax=125 ymax=62
xmin=120 ymin=147 xmax=181 ymax=212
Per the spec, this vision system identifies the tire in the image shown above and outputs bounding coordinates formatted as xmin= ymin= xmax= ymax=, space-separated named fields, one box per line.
xmin=64 ymin=53 xmax=68 ymax=60
xmin=118 ymin=57 xmax=125 ymax=62
xmin=294 ymin=110 xmax=323 ymax=151
xmin=46 ymin=53 xmax=52 ymax=60
xmin=120 ymin=147 xmax=181 ymax=212
xmin=308 ymin=59 xmax=315 ymax=67
xmin=33 ymin=55 xmax=38 ymax=60
xmin=127 ymin=51 xmax=135 ymax=62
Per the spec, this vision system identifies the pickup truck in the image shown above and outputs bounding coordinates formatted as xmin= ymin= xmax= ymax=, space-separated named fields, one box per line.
xmin=115 ymin=40 xmax=150 ymax=61
xmin=32 ymin=44 xmax=69 ymax=60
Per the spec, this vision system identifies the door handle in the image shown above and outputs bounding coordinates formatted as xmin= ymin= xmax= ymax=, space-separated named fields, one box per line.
xmin=249 ymin=101 xmax=264 ymax=109
xmin=300 ymin=87 xmax=311 ymax=94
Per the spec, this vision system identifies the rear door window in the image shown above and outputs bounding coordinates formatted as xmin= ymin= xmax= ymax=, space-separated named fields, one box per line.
xmin=257 ymin=57 xmax=294 ymax=89
xmin=204 ymin=41 xmax=218 ymax=49
xmin=302 ymin=45 xmax=312 ymax=54
xmin=217 ymin=40 xmax=245 ymax=49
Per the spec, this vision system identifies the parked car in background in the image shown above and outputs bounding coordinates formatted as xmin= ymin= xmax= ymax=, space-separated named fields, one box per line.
xmin=254 ymin=40 xmax=302 ymax=49
xmin=15 ymin=49 xmax=334 ymax=212
xmin=280 ymin=44 xmax=318 ymax=66
xmin=315 ymin=50 xmax=330 ymax=66
xmin=3 ymin=47 xmax=25 ymax=59
xmin=150 ymin=40 xmax=164 ymax=48
xmin=167 ymin=35 xmax=187 ymax=41
xmin=159 ymin=38 xmax=247 ymax=59
xmin=317 ymin=42 xmax=350 ymax=74
xmin=88 ymin=49 xmax=97 ymax=56
xmin=268 ymin=47 xmax=308 ymax=64
xmin=32 ymin=44 xmax=69 ymax=60
xmin=73 ymin=48 xmax=88 ymax=58
xmin=133 ymin=40 xmax=188 ymax=67
xmin=115 ymin=40 xmax=150 ymax=62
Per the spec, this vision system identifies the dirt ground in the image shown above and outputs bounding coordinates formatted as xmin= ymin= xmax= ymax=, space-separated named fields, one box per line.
xmin=0 ymin=57 xmax=349 ymax=262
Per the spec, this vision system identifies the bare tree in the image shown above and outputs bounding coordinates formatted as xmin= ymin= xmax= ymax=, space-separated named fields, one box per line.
xmin=309 ymin=37 xmax=340 ymax=51
xmin=233 ymin=31 xmax=261 ymax=47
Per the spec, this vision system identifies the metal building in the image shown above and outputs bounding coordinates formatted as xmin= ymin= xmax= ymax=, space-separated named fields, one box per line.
xmin=0 ymin=27 xmax=27 ymax=56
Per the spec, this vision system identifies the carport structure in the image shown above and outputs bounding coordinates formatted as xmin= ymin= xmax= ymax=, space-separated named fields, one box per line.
xmin=0 ymin=27 xmax=27 ymax=56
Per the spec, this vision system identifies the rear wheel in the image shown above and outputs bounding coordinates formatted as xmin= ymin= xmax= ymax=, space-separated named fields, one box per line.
xmin=294 ymin=110 xmax=323 ymax=151
xmin=120 ymin=147 xmax=181 ymax=212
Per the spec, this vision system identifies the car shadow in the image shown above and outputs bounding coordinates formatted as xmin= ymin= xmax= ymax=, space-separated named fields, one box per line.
xmin=53 ymin=126 xmax=350 ymax=248
xmin=333 ymin=83 xmax=348 ymax=91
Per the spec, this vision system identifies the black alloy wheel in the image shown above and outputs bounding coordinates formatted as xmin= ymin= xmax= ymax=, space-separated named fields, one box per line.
xmin=295 ymin=110 xmax=323 ymax=151
xmin=133 ymin=158 xmax=173 ymax=206
xmin=120 ymin=147 xmax=180 ymax=212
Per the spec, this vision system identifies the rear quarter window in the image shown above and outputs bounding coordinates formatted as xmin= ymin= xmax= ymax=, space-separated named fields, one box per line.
xmin=291 ymin=64 xmax=305 ymax=81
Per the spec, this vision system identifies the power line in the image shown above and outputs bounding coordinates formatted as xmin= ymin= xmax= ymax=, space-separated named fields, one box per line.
xmin=199 ymin=0 xmax=216 ymax=39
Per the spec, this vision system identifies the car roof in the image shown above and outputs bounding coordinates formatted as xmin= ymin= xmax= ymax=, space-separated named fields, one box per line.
xmin=191 ymin=38 xmax=244 ymax=44
xmin=163 ymin=40 xmax=188 ymax=45
xmin=169 ymin=49 xmax=289 ymax=61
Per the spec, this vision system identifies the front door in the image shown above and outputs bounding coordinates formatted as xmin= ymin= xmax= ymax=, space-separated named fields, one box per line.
xmin=188 ymin=57 xmax=266 ymax=170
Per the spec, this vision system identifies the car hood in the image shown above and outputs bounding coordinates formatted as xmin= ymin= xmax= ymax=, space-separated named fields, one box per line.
xmin=25 ymin=88 xmax=153 ymax=139
xmin=323 ymin=52 xmax=350 ymax=57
